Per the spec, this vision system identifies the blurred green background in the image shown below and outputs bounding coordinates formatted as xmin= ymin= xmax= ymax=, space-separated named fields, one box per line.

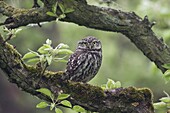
xmin=0 ymin=0 xmax=170 ymax=113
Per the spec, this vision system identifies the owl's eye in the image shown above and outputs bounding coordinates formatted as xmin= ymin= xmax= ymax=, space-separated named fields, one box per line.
xmin=79 ymin=42 xmax=87 ymax=48
xmin=81 ymin=43 xmax=86 ymax=47
xmin=93 ymin=41 xmax=99 ymax=47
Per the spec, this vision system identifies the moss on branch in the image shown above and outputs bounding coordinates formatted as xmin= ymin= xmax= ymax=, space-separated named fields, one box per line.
xmin=0 ymin=34 xmax=154 ymax=112
xmin=0 ymin=0 xmax=168 ymax=112
xmin=0 ymin=0 xmax=170 ymax=73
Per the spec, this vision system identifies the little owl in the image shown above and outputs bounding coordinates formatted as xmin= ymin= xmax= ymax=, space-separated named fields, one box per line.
xmin=64 ymin=36 xmax=102 ymax=83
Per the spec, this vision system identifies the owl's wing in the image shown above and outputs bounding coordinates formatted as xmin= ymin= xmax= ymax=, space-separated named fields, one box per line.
xmin=66 ymin=50 xmax=86 ymax=73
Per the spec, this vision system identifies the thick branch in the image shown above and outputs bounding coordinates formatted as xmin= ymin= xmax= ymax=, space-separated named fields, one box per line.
xmin=0 ymin=35 xmax=153 ymax=112
xmin=0 ymin=0 xmax=167 ymax=112
xmin=0 ymin=0 xmax=170 ymax=73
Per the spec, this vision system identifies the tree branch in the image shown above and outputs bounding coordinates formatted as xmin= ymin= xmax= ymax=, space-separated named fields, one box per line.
xmin=0 ymin=34 xmax=153 ymax=112
xmin=0 ymin=0 xmax=166 ymax=112
xmin=0 ymin=0 xmax=170 ymax=73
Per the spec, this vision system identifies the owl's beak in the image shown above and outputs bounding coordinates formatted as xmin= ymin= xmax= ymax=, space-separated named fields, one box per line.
xmin=88 ymin=44 xmax=93 ymax=49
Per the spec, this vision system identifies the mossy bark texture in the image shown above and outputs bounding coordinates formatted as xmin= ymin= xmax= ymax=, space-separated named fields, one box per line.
xmin=0 ymin=0 xmax=168 ymax=112
xmin=0 ymin=35 xmax=153 ymax=112
xmin=1 ymin=0 xmax=170 ymax=72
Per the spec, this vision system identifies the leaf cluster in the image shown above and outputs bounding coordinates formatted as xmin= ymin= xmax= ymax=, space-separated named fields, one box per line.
xmin=154 ymin=91 xmax=170 ymax=111
xmin=36 ymin=88 xmax=86 ymax=113
xmin=162 ymin=64 xmax=170 ymax=83
xmin=46 ymin=1 xmax=74 ymax=21
xmin=2 ymin=27 xmax=22 ymax=41
xmin=101 ymin=78 xmax=121 ymax=90
xmin=22 ymin=39 xmax=73 ymax=67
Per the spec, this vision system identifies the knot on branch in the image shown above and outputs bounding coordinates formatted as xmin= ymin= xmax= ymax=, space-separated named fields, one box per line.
xmin=143 ymin=15 xmax=156 ymax=29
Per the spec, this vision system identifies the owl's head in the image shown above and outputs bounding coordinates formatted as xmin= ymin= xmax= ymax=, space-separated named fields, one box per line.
xmin=77 ymin=36 xmax=102 ymax=51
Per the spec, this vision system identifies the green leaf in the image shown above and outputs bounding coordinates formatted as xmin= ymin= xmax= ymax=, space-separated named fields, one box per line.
xmin=58 ymin=3 xmax=65 ymax=13
xmin=36 ymin=102 xmax=48 ymax=108
xmin=36 ymin=88 xmax=52 ymax=97
xmin=115 ymin=81 xmax=121 ymax=88
xmin=106 ymin=78 xmax=115 ymax=89
xmin=51 ymin=94 xmax=55 ymax=101
xmin=167 ymin=103 xmax=170 ymax=108
xmin=22 ymin=52 xmax=38 ymax=60
xmin=56 ymin=43 xmax=69 ymax=49
xmin=61 ymin=100 xmax=72 ymax=108
xmin=38 ymin=46 xmax=49 ymax=54
xmin=58 ymin=49 xmax=73 ymax=55
xmin=58 ymin=14 xmax=66 ymax=19
xmin=55 ymin=108 xmax=63 ymax=113
xmin=43 ymin=43 xmax=52 ymax=48
xmin=164 ymin=70 xmax=170 ymax=77
xmin=57 ymin=94 xmax=70 ymax=100
xmin=46 ymin=56 xmax=53 ymax=65
xmin=39 ymin=55 xmax=45 ymax=63
xmin=73 ymin=105 xmax=86 ymax=112
xmin=27 ymin=58 xmax=39 ymax=64
xmin=159 ymin=97 xmax=170 ymax=103
xmin=52 ymin=2 xmax=58 ymax=13
xmin=46 ymin=11 xmax=57 ymax=17
xmin=162 ymin=64 xmax=170 ymax=69
xmin=28 ymin=49 xmax=40 ymax=56
xmin=163 ymin=70 xmax=170 ymax=83
xmin=153 ymin=102 xmax=166 ymax=109
xmin=65 ymin=8 xmax=74 ymax=13
xmin=101 ymin=84 xmax=106 ymax=90
xmin=50 ymin=103 xmax=56 ymax=111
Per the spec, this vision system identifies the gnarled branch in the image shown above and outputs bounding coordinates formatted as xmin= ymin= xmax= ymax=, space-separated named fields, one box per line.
xmin=0 ymin=0 xmax=170 ymax=72
xmin=0 ymin=34 xmax=153 ymax=112
xmin=0 ymin=0 xmax=168 ymax=112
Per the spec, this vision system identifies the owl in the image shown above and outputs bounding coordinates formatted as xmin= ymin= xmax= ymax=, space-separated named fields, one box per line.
xmin=64 ymin=36 xmax=102 ymax=83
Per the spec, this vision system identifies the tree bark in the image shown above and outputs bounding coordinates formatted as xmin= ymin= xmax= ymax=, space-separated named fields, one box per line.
xmin=1 ymin=0 xmax=170 ymax=72
xmin=0 ymin=0 xmax=167 ymax=112
xmin=0 ymin=34 xmax=153 ymax=112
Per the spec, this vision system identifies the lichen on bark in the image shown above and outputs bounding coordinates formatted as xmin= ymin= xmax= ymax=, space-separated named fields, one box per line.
xmin=0 ymin=0 xmax=167 ymax=112
xmin=0 ymin=33 xmax=154 ymax=112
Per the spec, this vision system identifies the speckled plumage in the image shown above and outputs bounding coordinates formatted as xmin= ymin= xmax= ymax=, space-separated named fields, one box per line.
xmin=65 ymin=36 xmax=102 ymax=82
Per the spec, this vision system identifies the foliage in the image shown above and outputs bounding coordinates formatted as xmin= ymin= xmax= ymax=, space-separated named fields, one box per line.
xmin=101 ymin=78 xmax=121 ymax=90
xmin=1 ymin=27 xmax=22 ymax=43
xmin=36 ymin=88 xmax=86 ymax=113
xmin=22 ymin=39 xmax=73 ymax=72
xmin=72 ymin=105 xmax=86 ymax=112
xmin=46 ymin=1 xmax=74 ymax=21
xmin=36 ymin=79 xmax=120 ymax=113
xmin=154 ymin=91 xmax=170 ymax=112
xmin=1 ymin=0 xmax=170 ymax=113
xmin=162 ymin=64 xmax=170 ymax=83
